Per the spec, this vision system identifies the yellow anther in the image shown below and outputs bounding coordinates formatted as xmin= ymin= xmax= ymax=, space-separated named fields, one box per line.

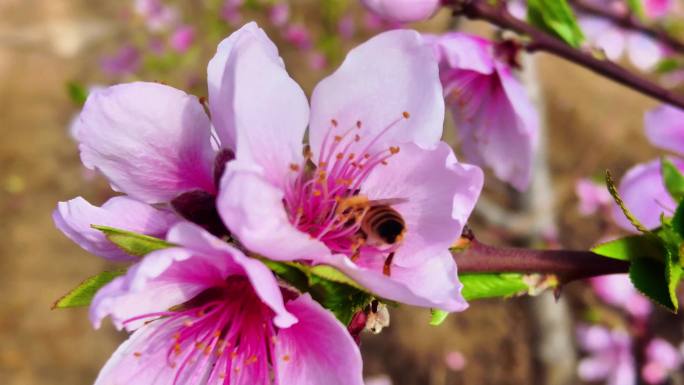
xmin=402 ymin=111 xmax=410 ymax=119
xmin=334 ymin=135 xmax=342 ymax=142
xmin=389 ymin=146 xmax=400 ymax=154
xmin=336 ymin=153 xmax=344 ymax=160
xmin=289 ymin=163 xmax=300 ymax=172
xmin=313 ymin=190 xmax=322 ymax=197
xmin=133 ymin=352 xmax=142 ymax=358
xmin=348 ymin=153 xmax=355 ymax=160
xmin=283 ymin=354 xmax=291 ymax=362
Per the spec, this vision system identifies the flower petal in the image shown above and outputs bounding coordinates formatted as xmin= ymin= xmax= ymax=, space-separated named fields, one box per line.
xmin=52 ymin=196 xmax=179 ymax=262
xmin=429 ymin=32 xmax=495 ymax=74
xmin=359 ymin=142 xmax=483 ymax=267
xmin=217 ymin=164 xmax=330 ymax=262
xmin=207 ymin=22 xmax=308 ymax=187
xmin=274 ymin=293 xmax=364 ymax=385
xmin=166 ymin=222 xmax=297 ymax=328
xmin=360 ymin=0 xmax=441 ymax=23
xmin=448 ymin=65 xmax=537 ymax=190
xmin=93 ymin=319 xmax=217 ymax=385
xmin=580 ymin=17 xmax=625 ymax=61
xmin=73 ymin=82 xmax=215 ymax=202
xmin=329 ymin=249 xmax=468 ymax=312
xmin=612 ymin=158 xmax=681 ymax=231
xmin=626 ymin=33 xmax=663 ymax=71
xmin=645 ymin=104 xmax=684 ymax=156
xmin=309 ymin=29 xmax=444 ymax=159
xmin=91 ymin=223 xmax=296 ymax=330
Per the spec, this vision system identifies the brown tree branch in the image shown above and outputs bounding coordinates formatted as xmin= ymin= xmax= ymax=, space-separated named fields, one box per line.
xmin=454 ymin=240 xmax=630 ymax=283
xmin=453 ymin=0 xmax=684 ymax=109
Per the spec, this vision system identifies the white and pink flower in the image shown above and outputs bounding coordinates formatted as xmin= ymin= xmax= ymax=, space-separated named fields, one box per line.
xmin=426 ymin=33 xmax=539 ymax=191
xmin=214 ymin=24 xmax=482 ymax=312
xmin=91 ymin=223 xmax=364 ymax=385
xmin=613 ymin=105 xmax=684 ymax=231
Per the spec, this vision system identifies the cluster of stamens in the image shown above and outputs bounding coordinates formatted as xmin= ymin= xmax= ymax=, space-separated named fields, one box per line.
xmin=123 ymin=278 xmax=283 ymax=384
xmin=283 ymin=112 xmax=409 ymax=257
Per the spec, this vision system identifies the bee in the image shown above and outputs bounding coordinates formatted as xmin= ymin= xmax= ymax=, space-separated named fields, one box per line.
xmin=336 ymin=195 xmax=407 ymax=276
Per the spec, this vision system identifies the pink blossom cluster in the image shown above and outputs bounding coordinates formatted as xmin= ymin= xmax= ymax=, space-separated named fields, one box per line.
xmin=577 ymin=324 xmax=683 ymax=385
xmin=50 ymin=19 xmax=555 ymax=383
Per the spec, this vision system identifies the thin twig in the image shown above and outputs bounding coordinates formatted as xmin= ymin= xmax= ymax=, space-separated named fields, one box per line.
xmin=455 ymin=0 xmax=684 ymax=109
xmin=569 ymin=0 xmax=684 ymax=54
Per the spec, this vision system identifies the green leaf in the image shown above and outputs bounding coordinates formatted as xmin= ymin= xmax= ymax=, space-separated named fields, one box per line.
xmin=263 ymin=260 xmax=373 ymax=325
xmin=527 ymin=0 xmax=585 ymax=48
xmin=654 ymin=58 xmax=682 ymax=74
xmin=592 ymin=235 xmax=664 ymax=261
xmin=629 ymin=257 xmax=676 ymax=312
xmin=309 ymin=265 xmax=366 ymax=291
xmin=429 ymin=309 xmax=449 ymax=326
xmin=606 ymin=171 xmax=650 ymax=233
xmin=662 ymin=157 xmax=684 ymax=202
xmin=625 ymin=0 xmax=645 ymax=19
xmin=260 ymin=259 xmax=310 ymax=293
xmin=672 ymin=202 xmax=684 ymax=240
xmin=308 ymin=274 xmax=373 ymax=325
xmin=66 ymin=81 xmax=88 ymax=106
xmin=53 ymin=269 xmax=125 ymax=308
xmin=92 ymin=225 xmax=174 ymax=257
xmin=460 ymin=273 xmax=529 ymax=301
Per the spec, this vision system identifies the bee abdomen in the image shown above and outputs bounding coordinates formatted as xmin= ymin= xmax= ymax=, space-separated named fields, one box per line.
xmin=363 ymin=207 xmax=406 ymax=244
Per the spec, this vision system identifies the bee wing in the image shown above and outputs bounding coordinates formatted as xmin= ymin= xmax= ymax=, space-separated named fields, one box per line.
xmin=368 ymin=198 xmax=409 ymax=206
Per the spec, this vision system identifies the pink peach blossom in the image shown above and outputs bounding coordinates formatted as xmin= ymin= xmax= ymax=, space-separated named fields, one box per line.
xmin=91 ymin=222 xmax=364 ymax=385
xmin=577 ymin=324 xmax=636 ymax=385
xmin=613 ymin=105 xmax=684 ymax=231
xmin=213 ymin=24 xmax=483 ymax=311
xmin=427 ymin=32 xmax=539 ymax=190
xmin=590 ymin=274 xmax=652 ymax=318
xmin=361 ymin=0 xmax=442 ymax=23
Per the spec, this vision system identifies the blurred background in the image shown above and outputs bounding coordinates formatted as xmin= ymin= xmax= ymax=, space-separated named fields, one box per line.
xmin=1 ymin=0 xmax=682 ymax=384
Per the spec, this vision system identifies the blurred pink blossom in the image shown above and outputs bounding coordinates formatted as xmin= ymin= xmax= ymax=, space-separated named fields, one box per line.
xmin=338 ymin=15 xmax=356 ymax=39
xmin=642 ymin=338 xmax=681 ymax=384
xmin=220 ymin=0 xmax=244 ymax=26
xmin=308 ymin=51 xmax=328 ymax=70
xmin=613 ymin=105 xmax=684 ymax=231
xmin=283 ymin=24 xmax=313 ymax=50
xmin=361 ymin=0 xmax=442 ymax=23
xmin=133 ymin=0 xmax=178 ymax=31
xmin=580 ymin=15 xmax=664 ymax=70
xmin=590 ymin=274 xmax=652 ymax=318
xmin=445 ymin=350 xmax=467 ymax=371
xmin=643 ymin=0 xmax=675 ymax=19
xmin=577 ymin=324 xmax=635 ymax=385
xmin=169 ymin=25 xmax=195 ymax=53
xmin=269 ymin=3 xmax=290 ymax=27
xmin=576 ymin=178 xmax=612 ymax=215
xmin=100 ymin=45 xmax=140 ymax=76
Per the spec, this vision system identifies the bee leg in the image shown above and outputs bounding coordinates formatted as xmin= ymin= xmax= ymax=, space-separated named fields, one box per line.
xmin=351 ymin=249 xmax=361 ymax=262
xmin=382 ymin=252 xmax=395 ymax=276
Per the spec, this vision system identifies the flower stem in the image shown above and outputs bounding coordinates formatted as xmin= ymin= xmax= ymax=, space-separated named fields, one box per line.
xmin=453 ymin=0 xmax=684 ymax=110
xmin=454 ymin=239 xmax=630 ymax=283
xmin=569 ymin=0 xmax=684 ymax=54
